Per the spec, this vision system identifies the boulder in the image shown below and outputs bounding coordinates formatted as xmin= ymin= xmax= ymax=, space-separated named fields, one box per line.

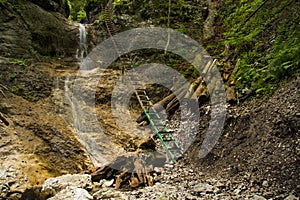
xmin=42 ymin=174 xmax=92 ymax=195
xmin=48 ymin=186 xmax=93 ymax=200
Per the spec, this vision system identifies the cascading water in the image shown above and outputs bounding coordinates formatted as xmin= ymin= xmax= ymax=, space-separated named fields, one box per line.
xmin=64 ymin=76 xmax=81 ymax=131
xmin=76 ymin=23 xmax=88 ymax=60
xmin=61 ymin=23 xmax=116 ymax=167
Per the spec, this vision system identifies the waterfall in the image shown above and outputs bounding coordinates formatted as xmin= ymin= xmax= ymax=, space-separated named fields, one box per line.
xmin=76 ymin=23 xmax=88 ymax=60
xmin=60 ymin=23 xmax=115 ymax=167
xmin=64 ymin=76 xmax=81 ymax=131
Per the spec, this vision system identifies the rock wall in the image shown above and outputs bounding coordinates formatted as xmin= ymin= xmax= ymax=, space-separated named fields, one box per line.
xmin=0 ymin=0 xmax=78 ymax=58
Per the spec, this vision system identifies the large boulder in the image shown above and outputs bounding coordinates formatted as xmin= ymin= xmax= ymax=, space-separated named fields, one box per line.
xmin=0 ymin=0 xmax=78 ymax=58
xmin=42 ymin=174 xmax=92 ymax=196
xmin=48 ymin=187 xmax=93 ymax=200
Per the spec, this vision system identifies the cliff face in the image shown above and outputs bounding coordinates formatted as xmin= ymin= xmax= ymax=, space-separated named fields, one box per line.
xmin=0 ymin=0 xmax=78 ymax=58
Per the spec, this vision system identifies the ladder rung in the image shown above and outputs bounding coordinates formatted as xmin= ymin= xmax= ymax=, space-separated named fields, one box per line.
xmin=155 ymin=127 xmax=168 ymax=132
xmin=152 ymin=118 xmax=163 ymax=121
xmin=148 ymin=115 xmax=161 ymax=120
xmin=137 ymin=92 xmax=146 ymax=96
xmin=162 ymin=139 xmax=174 ymax=142
xmin=139 ymin=97 xmax=150 ymax=101
xmin=158 ymin=131 xmax=174 ymax=134
xmin=158 ymin=131 xmax=173 ymax=135
xmin=155 ymin=125 xmax=166 ymax=128
xmin=138 ymin=95 xmax=149 ymax=99
xmin=141 ymin=101 xmax=151 ymax=105
xmin=152 ymin=120 xmax=164 ymax=124
xmin=168 ymin=146 xmax=180 ymax=150
xmin=171 ymin=151 xmax=182 ymax=156
xmin=147 ymin=112 xmax=158 ymax=115
xmin=136 ymin=88 xmax=145 ymax=91
xmin=149 ymin=116 xmax=160 ymax=120
xmin=153 ymin=123 xmax=165 ymax=127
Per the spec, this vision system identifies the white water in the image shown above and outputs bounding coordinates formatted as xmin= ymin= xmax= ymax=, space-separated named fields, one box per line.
xmin=61 ymin=24 xmax=117 ymax=167
xmin=76 ymin=23 xmax=88 ymax=60
xmin=64 ymin=76 xmax=81 ymax=131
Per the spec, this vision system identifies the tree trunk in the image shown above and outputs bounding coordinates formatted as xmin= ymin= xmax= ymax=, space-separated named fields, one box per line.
xmin=136 ymin=60 xmax=221 ymax=124
xmin=136 ymin=79 xmax=210 ymax=124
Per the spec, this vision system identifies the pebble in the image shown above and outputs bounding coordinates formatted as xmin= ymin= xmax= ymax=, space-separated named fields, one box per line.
xmin=262 ymin=180 xmax=268 ymax=187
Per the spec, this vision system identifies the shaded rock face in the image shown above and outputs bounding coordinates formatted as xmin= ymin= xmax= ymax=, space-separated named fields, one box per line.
xmin=28 ymin=0 xmax=70 ymax=17
xmin=0 ymin=0 xmax=78 ymax=58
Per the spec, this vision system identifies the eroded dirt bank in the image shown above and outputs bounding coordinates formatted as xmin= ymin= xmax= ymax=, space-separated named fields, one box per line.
xmin=0 ymin=61 xmax=92 ymax=191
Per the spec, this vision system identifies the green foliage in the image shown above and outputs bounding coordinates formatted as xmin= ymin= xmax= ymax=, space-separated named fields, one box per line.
xmin=138 ymin=0 xmax=190 ymax=24
xmin=9 ymin=59 xmax=27 ymax=66
xmin=194 ymin=17 xmax=203 ymax=26
xmin=176 ymin=26 xmax=187 ymax=34
xmin=219 ymin=0 xmax=300 ymax=96
xmin=267 ymin=23 xmax=300 ymax=80
xmin=11 ymin=85 xmax=25 ymax=94
xmin=8 ymin=73 xmax=17 ymax=81
xmin=113 ymin=0 xmax=132 ymax=7
xmin=11 ymin=85 xmax=39 ymax=101
xmin=77 ymin=9 xmax=87 ymax=20
xmin=68 ymin=0 xmax=87 ymax=21
xmin=0 ymin=0 xmax=7 ymax=5
xmin=97 ymin=10 xmax=116 ymax=28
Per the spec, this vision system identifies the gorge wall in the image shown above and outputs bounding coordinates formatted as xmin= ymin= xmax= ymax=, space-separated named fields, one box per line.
xmin=0 ymin=0 xmax=78 ymax=58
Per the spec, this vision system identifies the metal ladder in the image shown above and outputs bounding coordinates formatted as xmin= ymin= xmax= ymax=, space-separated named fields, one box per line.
xmin=102 ymin=5 xmax=183 ymax=163
xmin=128 ymin=74 xmax=183 ymax=163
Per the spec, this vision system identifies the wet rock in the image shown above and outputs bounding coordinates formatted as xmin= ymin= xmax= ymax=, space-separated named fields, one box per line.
xmin=48 ymin=186 xmax=93 ymax=200
xmin=42 ymin=174 xmax=92 ymax=195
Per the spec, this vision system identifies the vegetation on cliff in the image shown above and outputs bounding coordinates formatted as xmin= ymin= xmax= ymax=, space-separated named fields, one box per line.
xmin=212 ymin=0 xmax=299 ymax=97
xmin=65 ymin=0 xmax=300 ymax=99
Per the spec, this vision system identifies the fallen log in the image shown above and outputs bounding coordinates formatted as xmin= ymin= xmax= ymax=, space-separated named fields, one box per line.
xmin=136 ymin=79 xmax=209 ymax=124
xmin=91 ymin=152 xmax=157 ymax=189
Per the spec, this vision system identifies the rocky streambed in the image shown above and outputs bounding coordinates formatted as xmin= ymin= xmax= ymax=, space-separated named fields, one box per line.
xmin=1 ymin=61 xmax=299 ymax=199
